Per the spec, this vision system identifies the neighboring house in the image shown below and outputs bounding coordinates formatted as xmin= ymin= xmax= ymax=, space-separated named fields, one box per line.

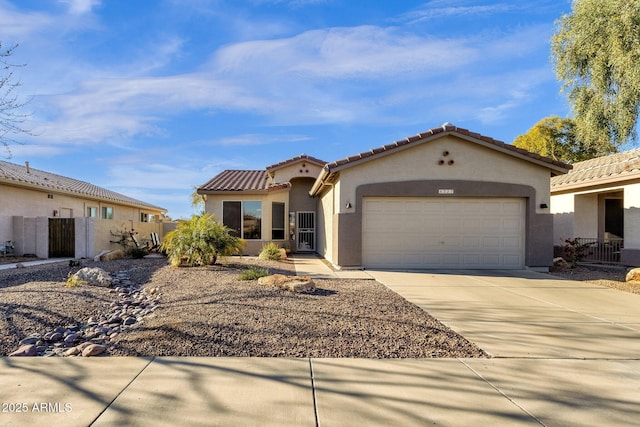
xmin=199 ymin=123 xmax=570 ymax=270
xmin=551 ymin=149 xmax=640 ymax=265
xmin=0 ymin=160 xmax=169 ymax=259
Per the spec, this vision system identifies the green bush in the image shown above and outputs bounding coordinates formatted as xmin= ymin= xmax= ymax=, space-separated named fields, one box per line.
xmin=126 ymin=247 xmax=148 ymax=259
xmin=238 ymin=267 xmax=270 ymax=281
xmin=259 ymin=242 xmax=282 ymax=261
xmin=161 ymin=213 xmax=246 ymax=267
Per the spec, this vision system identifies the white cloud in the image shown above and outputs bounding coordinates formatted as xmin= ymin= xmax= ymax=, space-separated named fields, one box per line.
xmin=213 ymin=26 xmax=478 ymax=79
xmin=0 ymin=2 xmax=53 ymax=38
xmin=13 ymin=9 xmax=557 ymax=146
xmin=58 ymin=0 xmax=101 ymax=15
xmin=215 ymin=133 xmax=311 ymax=146
xmin=400 ymin=1 xmax=515 ymax=24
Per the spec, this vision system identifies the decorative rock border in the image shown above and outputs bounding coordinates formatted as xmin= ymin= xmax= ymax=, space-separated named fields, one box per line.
xmin=8 ymin=270 xmax=161 ymax=357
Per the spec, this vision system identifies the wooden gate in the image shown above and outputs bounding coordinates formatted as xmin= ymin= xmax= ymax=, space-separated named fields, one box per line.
xmin=49 ymin=218 xmax=75 ymax=257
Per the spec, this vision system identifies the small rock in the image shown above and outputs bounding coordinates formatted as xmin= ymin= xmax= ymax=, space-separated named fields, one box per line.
xmin=64 ymin=347 xmax=81 ymax=356
xmin=82 ymin=344 xmax=107 ymax=357
xmin=19 ymin=336 xmax=39 ymax=345
xmin=76 ymin=342 xmax=93 ymax=351
xmin=9 ymin=344 xmax=37 ymax=357
xmin=123 ymin=317 xmax=136 ymax=326
xmin=49 ymin=332 xmax=63 ymax=342
xmin=64 ymin=333 xmax=78 ymax=344
xmin=552 ymin=257 xmax=570 ymax=271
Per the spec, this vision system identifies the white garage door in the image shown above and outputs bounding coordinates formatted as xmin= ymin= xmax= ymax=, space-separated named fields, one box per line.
xmin=362 ymin=197 xmax=525 ymax=269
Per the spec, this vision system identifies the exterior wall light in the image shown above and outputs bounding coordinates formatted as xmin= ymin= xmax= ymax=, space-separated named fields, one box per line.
xmin=345 ymin=202 xmax=352 ymax=209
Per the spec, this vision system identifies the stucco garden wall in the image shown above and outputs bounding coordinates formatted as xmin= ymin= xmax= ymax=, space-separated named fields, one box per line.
xmin=624 ymin=183 xmax=640 ymax=250
xmin=550 ymin=193 xmax=575 ymax=245
xmin=573 ymin=193 xmax=599 ymax=239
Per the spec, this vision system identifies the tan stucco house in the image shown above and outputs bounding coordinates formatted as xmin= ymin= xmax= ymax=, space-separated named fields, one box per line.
xmin=199 ymin=124 xmax=571 ymax=270
xmin=0 ymin=160 xmax=169 ymax=259
xmin=551 ymin=149 xmax=640 ymax=265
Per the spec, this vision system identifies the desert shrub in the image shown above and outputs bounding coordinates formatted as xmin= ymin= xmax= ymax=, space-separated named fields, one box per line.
xmin=126 ymin=247 xmax=148 ymax=259
xmin=564 ymin=238 xmax=590 ymax=267
xmin=65 ymin=272 xmax=84 ymax=288
xmin=162 ymin=213 xmax=245 ymax=267
xmin=238 ymin=267 xmax=270 ymax=281
xmin=259 ymin=242 xmax=282 ymax=261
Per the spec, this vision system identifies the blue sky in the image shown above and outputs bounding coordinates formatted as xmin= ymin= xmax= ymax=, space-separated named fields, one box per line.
xmin=2 ymin=0 xmax=573 ymax=219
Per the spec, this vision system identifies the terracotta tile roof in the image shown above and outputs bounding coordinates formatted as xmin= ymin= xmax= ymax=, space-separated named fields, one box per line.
xmin=0 ymin=160 xmax=166 ymax=211
xmin=266 ymin=154 xmax=327 ymax=171
xmin=325 ymin=123 xmax=571 ymax=172
xmin=551 ymin=148 xmax=640 ymax=191
xmin=198 ymin=170 xmax=269 ymax=192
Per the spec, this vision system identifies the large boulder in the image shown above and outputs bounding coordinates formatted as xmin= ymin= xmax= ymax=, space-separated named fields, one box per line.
xmin=70 ymin=267 xmax=112 ymax=287
xmin=625 ymin=268 xmax=640 ymax=282
xmin=258 ymin=274 xmax=315 ymax=293
xmin=95 ymin=249 xmax=125 ymax=262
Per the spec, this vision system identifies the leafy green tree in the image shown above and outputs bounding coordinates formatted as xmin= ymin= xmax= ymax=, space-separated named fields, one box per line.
xmin=190 ymin=186 xmax=206 ymax=212
xmin=161 ymin=213 xmax=245 ymax=267
xmin=551 ymin=0 xmax=640 ymax=151
xmin=1 ymin=42 xmax=30 ymax=157
xmin=513 ymin=116 xmax=612 ymax=163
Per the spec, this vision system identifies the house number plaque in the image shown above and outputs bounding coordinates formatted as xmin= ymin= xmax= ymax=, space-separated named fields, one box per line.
xmin=438 ymin=189 xmax=454 ymax=195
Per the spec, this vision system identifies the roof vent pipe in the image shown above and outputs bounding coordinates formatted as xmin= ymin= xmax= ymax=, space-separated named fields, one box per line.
xmin=25 ymin=161 xmax=30 ymax=173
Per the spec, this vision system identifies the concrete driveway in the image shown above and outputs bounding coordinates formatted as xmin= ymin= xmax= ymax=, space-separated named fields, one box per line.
xmin=367 ymin=269 xmax=640 ymax=358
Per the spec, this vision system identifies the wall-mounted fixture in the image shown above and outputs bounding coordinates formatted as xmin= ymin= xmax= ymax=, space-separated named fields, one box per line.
xmin=52 ymin=210 xmax=58 ymax=217
xmin=540 ymin=203 xmax=549 ymax=209
xmin=47 ymin=194 xmax=53 ymax=199
xmin=345 ymin=202 xmax=352 ymax=209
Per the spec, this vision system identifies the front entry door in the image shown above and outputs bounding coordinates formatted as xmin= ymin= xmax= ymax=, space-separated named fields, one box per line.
xmin=297 ymin=212 xmax=315 ymax=251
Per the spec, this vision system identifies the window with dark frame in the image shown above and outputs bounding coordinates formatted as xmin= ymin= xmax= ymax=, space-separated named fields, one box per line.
xmin=272 ymin=202 xmax=285 ymax=240
xmin=242 ymin=201 xmax=262 ymax=240
xmin=101 ymin=207 xmax=113 ymax=220
xmin=223 ymin=201 xmax=242 ymax=237
xmin=222 ymin=201 xmax=262 ymax=240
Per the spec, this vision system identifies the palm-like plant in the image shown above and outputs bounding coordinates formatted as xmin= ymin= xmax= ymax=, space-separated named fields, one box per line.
xmin=162 ymin=213 xmax=245 ymax=267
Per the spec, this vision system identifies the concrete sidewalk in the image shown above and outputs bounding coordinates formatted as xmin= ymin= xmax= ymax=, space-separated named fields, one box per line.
xmin=2 ymin=257 xmax=640 ymax=426
xmin=0 ymin=258 xmax=73 ymax=270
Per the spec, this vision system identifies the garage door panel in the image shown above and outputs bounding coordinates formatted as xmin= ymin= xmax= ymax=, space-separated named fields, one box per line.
xmin=363 ymin=197 xmax=525 ymax=269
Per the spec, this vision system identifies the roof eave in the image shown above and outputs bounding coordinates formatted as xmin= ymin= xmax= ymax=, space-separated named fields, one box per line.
xmin=309 ymin=167 xmax=335 ymax=197
xmin=0 ymin=178 xmax=166 ymax=212
xmin=323 ymin=128 xmax=572 ymax=176
xmin=551 ymin=170 xmax=640 ymax=194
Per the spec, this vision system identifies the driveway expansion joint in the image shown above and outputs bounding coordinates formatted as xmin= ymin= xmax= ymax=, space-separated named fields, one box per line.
xmin=308 ymin=358 xmax=320 ymax=427
xmin=459 ymin=359 xmax=546 ymax=426
xmin=88 ymin=356 xmax=156 ymax=426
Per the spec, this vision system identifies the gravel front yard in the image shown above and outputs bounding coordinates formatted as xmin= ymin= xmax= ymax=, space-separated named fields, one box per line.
xmin=0 ymin=257 xmax=486 ymax=358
